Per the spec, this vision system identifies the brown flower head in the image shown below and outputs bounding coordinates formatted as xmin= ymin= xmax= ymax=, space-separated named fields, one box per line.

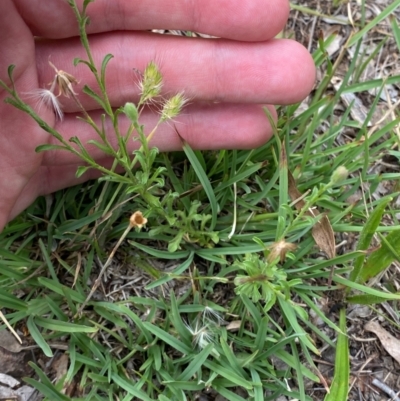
xmin=129 ymin=211 xmax=148 ymax=229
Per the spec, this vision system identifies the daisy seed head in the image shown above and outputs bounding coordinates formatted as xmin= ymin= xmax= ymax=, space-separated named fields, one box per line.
xmin=49 ymin=61 xmax=78 ymax=98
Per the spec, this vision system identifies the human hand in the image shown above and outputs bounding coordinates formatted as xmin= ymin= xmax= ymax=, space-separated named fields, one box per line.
xmin=0 ymin=0 xmax=315 ymax=231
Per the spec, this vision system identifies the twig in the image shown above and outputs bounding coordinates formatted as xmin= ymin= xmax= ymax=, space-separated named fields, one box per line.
xmin=372 ymin=378 xmax=400 ymax=401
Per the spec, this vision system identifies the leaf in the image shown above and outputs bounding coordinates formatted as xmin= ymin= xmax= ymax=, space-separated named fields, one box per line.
xmin=87 ymin=139 xmax=115 ymax=155
xmin=145 ymin=252 xmax=194 ymax=290
xmin=100 ymin=54 xmax=114 ymax=86
xmin=82 ymin=85 xmax=106 ymax=109
xmin=76 ymin=165 xmax=91 ymax=178
xmin=177 ymin=343 xmax=214 ymax=381
xmin=347 ymin=293 xmax=399 ymax=305
xmin=27 ymin=316 xmax=53 ymax=357
xmin=110 ymin=373 xmax=153 ymax=401
xmin=359 ymin=230 xmax=400 ymax=282
xmin=312 ymin=214 xmax=336 ymax=259
xmin=181 ymin=138 xmax=218 ymax=231
xmin=348 ymin=0 xmax=400 ymax=46
xmin=35 ymin=144 xmax=68 ymax=153
xmin=324 ymin=308 xmax=349 ymax=401
xmin=34 ymin=317 xmax=97 ymax=333
xmin=143 ymin=322 xmax=192 ymax=355
xmin=365 ymin=321 xmax=400 ymax=364
xmin=349 ymin=197 xmax=392 ymax=284
xmin=288 ymin=171 xmax=335 ymax=258
xmin=391 ymin=15 xmax=400 ymax=51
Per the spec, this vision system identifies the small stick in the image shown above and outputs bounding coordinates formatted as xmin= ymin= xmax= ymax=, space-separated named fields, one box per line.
xmin=76 ymin=212 xmax=147 ymax=316
xmin=372 ymin=378 xmax=400 ymax=401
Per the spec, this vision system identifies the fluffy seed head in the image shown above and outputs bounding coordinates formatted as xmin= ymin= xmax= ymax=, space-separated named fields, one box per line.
xmin=267 ymin=240 xmax=297 ymax=263
xmin=25 ymin=88 xmax=64 ymax=120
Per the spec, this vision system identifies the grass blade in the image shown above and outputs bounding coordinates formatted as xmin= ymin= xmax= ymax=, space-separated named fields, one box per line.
xmin=324 ymin=308 xmax=349 ymax=401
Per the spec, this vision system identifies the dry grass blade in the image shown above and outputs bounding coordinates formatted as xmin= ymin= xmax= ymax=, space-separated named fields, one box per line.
xmin=0 ymin=311 xmax=22 ymax=344
xmin=288 ymin=171 xmax=336 ymax=259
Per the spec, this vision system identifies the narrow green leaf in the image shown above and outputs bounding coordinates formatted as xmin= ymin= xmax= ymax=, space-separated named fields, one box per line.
xmin=347 ymin=293 xmax=399 ymax=305
xmin=0 ymin=290 xmax=27 ymax=310
xmin=324 ymin=308 xmax=349 ymax=401
xmin=391 ymin=15 xmax=400 ymax=51
xmin=181 ymin=140 xmax=218 ymax=230
xmin=143 ymin=322 xmax=192 ymax=355
xmin=111 ymin=373 xmax=153 ymax=401
xmin=349 ymin=197 xmax=392 ymax=283
xmin=35 ymin=144 xmax=69 ymax=153
xmin=169 ymin=292 xmax=191 ymax=343
xmin=203 ymin=360 xmax=252 ymax=389
xmin=177 ymin=343 xmax=214 ymax=381
xmin=358 ymin=230 xmax=400 ymax=282
xmin=34 ymin=317 xmax=97 ymax=333
xmin=253 ymin=316 xmax=269 ymax=350
xmin=95 ymin=302 xmax=153 ymax=343
xmin=55 ymin=209 xmax=103 ymax=233
xmin=27 ymin=316 xmax=53 ymax=357
xmin=348 ymin=0 xmax=400 ymax=46
xmin=145 ymin=252 xmax=194 ymax=290
xmin=76 ymin=165 xmax=91 ymax=178
xmin=87 ymin=139 xmax=115 ymax=155
xmin=342 ymin=75 xmax=400 ymax=93
xmin=213 ymin=385 xmax=248 ymax=401
xmin=83 ymin=85 xmax=106 ymax=110
xmin=24 ymin=378 xmax=70 ymax=401
xmin=129 ymin=240 xmax=190 ymax=259
xmin=334 ymin=275 xmax=400 ymax=300
xmin=278 ymin=297 xmax=319 ymax=354
xmin=220 ymin=337 xmax=247 ymax=377
xmin=38 ymin=278 xmax=85 ymax=303
xmin=101 ymin=53 xmax=114 ymax=86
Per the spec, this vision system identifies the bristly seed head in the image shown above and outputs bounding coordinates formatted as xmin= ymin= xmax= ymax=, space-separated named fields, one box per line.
xmin=160 ymin=92 xmax=188 ymax=121
xmin=139 ymin=61 xmax=163 ymax=104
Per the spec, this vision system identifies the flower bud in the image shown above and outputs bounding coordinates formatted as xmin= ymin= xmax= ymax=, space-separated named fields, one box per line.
xmin=330 ymin=166 xmax=348 ymax=184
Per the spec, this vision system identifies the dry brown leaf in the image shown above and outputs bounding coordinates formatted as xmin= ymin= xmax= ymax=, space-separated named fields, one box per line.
xmin=365 ymin=321 xmax=400 ymax=365
xmin=0 ymin=330 xmax=22 ymax=354
xmin=226 ymin=321 xmax=241 ymax=331
xmin=312 ymin=214 xmax=336 ymax=259
xmin=53 ymin=353 xmax=69 ymax=382
xmin=288 ymin=170 xmax=336 ymax=259
xmin=288 ymin=170 xmax=305 ymax=210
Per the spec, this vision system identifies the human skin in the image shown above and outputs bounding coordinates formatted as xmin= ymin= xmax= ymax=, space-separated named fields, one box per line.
xmin=0 ymin=0 xmax=315 ymax=231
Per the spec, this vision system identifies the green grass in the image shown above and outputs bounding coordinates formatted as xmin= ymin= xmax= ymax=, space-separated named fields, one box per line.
xmin=1 ymin=1 xmax=400 ymax=400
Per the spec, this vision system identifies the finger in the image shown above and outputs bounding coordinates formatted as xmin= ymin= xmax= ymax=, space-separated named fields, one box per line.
xmin=17 ymin=0 xmax=289 ymax=41
xmin=36 ymin=33 xmax=315 ymax=109
xmin=41 ymin=103 xmax=277 ymax=166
